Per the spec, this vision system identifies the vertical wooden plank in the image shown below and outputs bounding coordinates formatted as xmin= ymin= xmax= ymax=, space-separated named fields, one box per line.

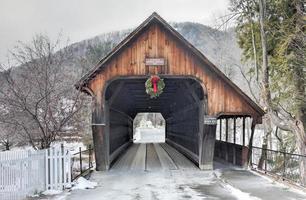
xmin=55 ymin=147 xmax=59 ymax=190
xmin=58 ymin=147 xmax=63 ymax=189
xmin=27 ymin=150 xmax=31 ymax=193
xmin=243 ymin=117 xmax=246 ymax=146
xmin=225 ymin=118 xmax=228 ymax=142
xmin=233 ymin=118 xmax=236 ymax=144
xmin=51 ymin=148 xmax=55 ymax=190
xmin=63 ymin=147 xmax=67 ymax=188
xmin=219 ymin=119 xmax=222 ymax=141
xmin=199 ymin=124 xmax=217 ymax=170
xmin=67 ymin=149 xmax=71 ymax=185
xmin=45 ymin=149 xmax=49 ymax=190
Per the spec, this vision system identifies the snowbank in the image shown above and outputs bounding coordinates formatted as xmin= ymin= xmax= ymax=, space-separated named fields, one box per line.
xmin=72 ymin=177 xmax=98 ymax=190
xmin=42 ymin=190 xmax=62 ymax=195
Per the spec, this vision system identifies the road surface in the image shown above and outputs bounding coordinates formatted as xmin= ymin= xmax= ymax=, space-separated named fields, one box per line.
xmin=42 ymin=143 xmax=306 ymax=200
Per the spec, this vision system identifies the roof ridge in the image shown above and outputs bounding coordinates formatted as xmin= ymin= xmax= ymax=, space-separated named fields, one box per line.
xmin=75 ymin=12 xmax=264 ymax=116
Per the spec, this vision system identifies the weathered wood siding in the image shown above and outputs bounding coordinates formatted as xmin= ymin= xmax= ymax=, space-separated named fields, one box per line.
xmin=88 ymin=22 xmax=260 ymax=118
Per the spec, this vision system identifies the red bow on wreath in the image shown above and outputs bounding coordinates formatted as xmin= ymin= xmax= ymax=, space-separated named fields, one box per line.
xmin=151 ymin=76 xmax=160 ymax=94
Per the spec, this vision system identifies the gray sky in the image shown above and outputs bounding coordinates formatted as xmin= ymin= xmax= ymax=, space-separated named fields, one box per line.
xmin=0 ymin=0 xmax=229 ymax=64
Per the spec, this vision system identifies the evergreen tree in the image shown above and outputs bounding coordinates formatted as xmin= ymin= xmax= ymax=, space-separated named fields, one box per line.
xmin=230 ymin=0 xmax=306 ymax=184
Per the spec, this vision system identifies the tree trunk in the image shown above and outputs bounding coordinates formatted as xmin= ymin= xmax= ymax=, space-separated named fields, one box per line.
xmin=258 ymin=116 xmax=272 ymax=169
xmin=5 ymin=141 xmax=10 ymax=151
xmin=258 ymin=0 xmax=271 ymax=109
xmin=250 ymin=22 xmax=259 ymax=82
xmin=257 ymin=0 xmax=274 ymax=171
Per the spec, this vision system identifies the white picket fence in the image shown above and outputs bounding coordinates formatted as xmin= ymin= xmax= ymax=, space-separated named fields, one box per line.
xmin=0 ymin=146 xmax=71 ymax=200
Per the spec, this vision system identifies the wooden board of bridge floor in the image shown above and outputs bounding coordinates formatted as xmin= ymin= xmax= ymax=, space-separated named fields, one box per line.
xmin=111 ymin=143 xmax=198 ymax=171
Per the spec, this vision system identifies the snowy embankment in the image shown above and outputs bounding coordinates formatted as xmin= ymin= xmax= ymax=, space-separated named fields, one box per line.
xmin=10 ymin=141 xmax=86 ymax=154
xmin=72 ymin=177 xmax=98 ymax=190
xmin=40 ymin=177 xmax=98 ymax=199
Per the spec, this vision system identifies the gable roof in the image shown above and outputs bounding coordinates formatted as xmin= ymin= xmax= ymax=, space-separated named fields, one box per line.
xmin=76 ymin=12 xmax=264 ymax=117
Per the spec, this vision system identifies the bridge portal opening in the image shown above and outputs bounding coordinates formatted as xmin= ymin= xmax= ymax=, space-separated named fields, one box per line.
xmin=102 ymin=77 xmax=214 ymax=170
xmin=133 ymin=113 xmax=165 ymax=143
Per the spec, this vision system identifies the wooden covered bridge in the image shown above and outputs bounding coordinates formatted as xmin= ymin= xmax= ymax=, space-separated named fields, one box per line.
xmin=76 ymin=12 xmax=264 ymax=171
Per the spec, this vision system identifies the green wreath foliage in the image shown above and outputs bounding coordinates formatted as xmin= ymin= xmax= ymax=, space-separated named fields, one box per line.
xmin=145 ymin=77 xmax=165 ymax=98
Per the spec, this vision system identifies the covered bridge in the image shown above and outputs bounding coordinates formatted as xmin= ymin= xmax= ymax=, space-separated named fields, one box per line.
xmin=76 ymin=12 xmax=264 ymax=171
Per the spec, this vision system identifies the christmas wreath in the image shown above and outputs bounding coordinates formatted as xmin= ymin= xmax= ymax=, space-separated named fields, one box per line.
xmin=145 ymin=75 xmax=165 ymax=98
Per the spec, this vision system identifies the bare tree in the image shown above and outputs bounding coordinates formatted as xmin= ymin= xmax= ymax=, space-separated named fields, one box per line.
xmin=0 ymin=34 xmax=84 ymax=149
xmin=0 ymin=122 xmax=19 ymax=150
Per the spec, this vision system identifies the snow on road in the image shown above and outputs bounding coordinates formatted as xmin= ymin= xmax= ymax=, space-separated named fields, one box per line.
xmin=40 ymin=143 xmax=306 ymax=200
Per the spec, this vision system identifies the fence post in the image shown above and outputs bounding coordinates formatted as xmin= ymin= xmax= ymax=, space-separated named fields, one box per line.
xmin=45 ymin=148 xmax=50 ymax=190
xmin=88 ymin=145 xmax=92 ymax=168
xmin=61 ymin=144 xmax=64 ymax=189
xmin=79 ymin=147 xmax=82 ymax=174
xmin=264 ymin=150 xmax=267 ymax=174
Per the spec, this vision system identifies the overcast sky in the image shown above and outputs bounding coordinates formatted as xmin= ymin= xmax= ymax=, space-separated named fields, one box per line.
xmin=0 ymin=0 xmax=229 ymax=64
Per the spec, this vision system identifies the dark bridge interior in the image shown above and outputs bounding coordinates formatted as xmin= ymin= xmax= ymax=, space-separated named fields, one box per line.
xmin=105 ymin=77 xmax=206 ymax=166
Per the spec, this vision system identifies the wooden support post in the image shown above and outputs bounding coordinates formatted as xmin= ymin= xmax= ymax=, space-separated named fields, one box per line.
xmin=199 ymin=124 xmax=217 ymax=170
xmin=233 ymin=118 xmax=236 ymax=144
xmin=91 ymin=96 xmax=110 ymax=171
xmin=198 ymin=100 xmax=216 ymax=170
xmin=242 ymin=117 xmax=246 ymax=146
xmin=219 ymin=119 xmax=222 ymax=141
xmin=247 ymin=120 xmax=256 ymax=167
xmin=225 ymin=118 xmax=228 ymax=142
xmin=233 ymin=118 xmax=236 ymax=165
xmin=225 ymin=118 xmax=229 ymax=161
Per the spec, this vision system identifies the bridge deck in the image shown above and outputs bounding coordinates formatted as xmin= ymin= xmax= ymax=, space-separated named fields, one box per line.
xmin=111 ymin=143 xmax=198 ymax=171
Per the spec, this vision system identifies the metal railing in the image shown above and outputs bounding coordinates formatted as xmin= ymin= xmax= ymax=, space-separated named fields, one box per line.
xmin=251 ymin=146 xmax=306 ymax=186
xmin=71 ymin=145 xmax=94 ymax=181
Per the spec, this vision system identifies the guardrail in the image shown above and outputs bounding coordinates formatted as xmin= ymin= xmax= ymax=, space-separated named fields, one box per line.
xmin=251 ymin=146 xmax=306 ymax=186
xmin=71 ymin=145 xmax=94 ymax=181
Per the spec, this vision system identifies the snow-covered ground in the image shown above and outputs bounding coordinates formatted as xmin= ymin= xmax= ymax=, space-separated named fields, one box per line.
xmin=10 ymin=141 xmax=86 ymax=154
xmin=42 ymin=167 xmax=306 ymax=200
xmin=134 ymin=128 xmax=165 ymax=143
xmin=39 ymin=143 xmax=306 ymax=200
